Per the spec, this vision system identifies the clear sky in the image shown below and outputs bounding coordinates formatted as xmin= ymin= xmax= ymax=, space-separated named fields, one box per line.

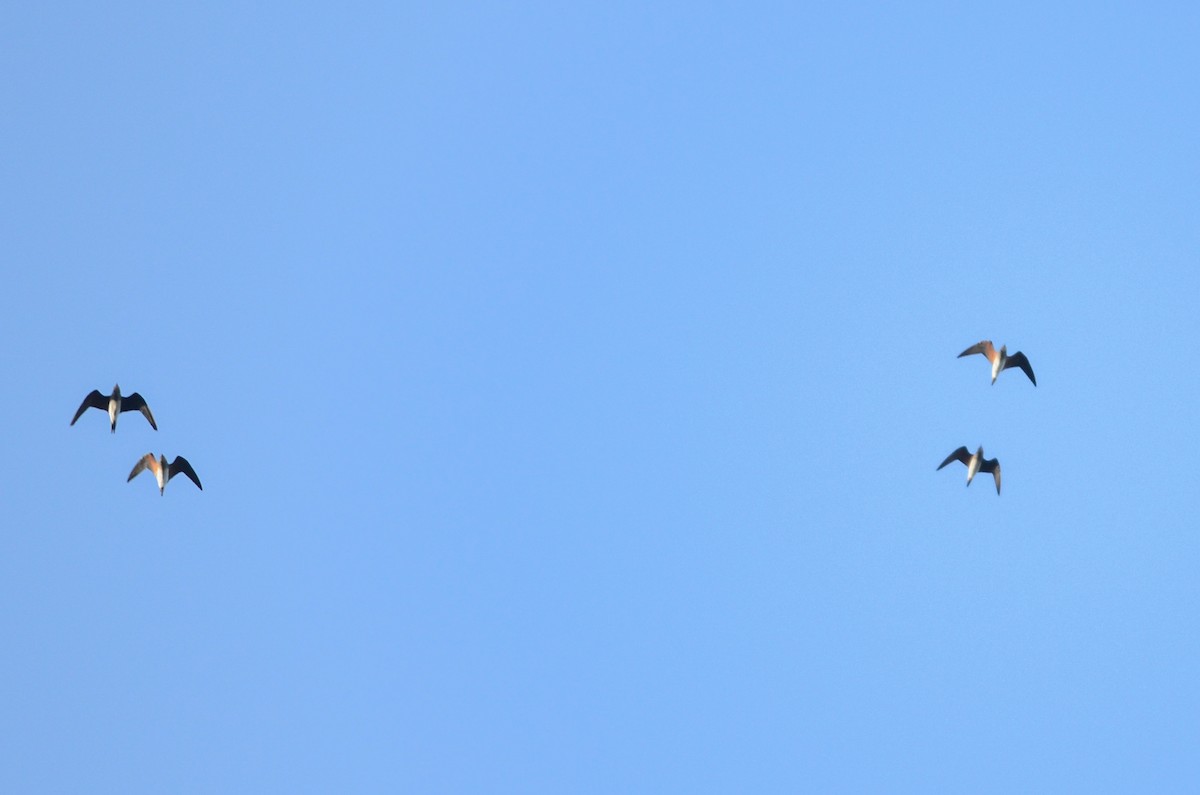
xmin=3 ymin=2 xmax=1198 ymax=791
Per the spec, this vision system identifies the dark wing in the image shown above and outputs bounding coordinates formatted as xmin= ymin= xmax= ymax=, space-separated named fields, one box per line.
xmin=70 ymin=390 xmax=107 ymax=425
xmin=957 ymin=340 xmax=994 ymax=359
xmin=121 ymin=392 xmax=158 ymax=429
xmin=1003 ymin=351 xmax=1036 ymax=386
xmin=169 ymin=456 xmax=203 ymax=490
xmin=127 ymin=453 xmax=157 ymax=482
xmin=978 ymin=457 xmax=1002 ymax=494
xmin=937 ymin=446 xmax=972 ymax=470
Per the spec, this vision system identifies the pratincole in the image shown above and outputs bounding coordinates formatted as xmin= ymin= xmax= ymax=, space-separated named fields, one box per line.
xmin=958 ymin=341 xmax=1036 ymax=386
xmin=127 ymin=453 xmax=202 ymax=495
xmin=71 ymin=384 xmax=158 ymax=432
xmin=937 ymin=446 xmax=1002 ymax=495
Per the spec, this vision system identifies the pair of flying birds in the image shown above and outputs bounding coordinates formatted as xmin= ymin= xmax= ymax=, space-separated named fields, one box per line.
xmin=71 ymin=384 xmax=202 ymax=496
xmin=937 ymin=340 xmax=1037 ymax=495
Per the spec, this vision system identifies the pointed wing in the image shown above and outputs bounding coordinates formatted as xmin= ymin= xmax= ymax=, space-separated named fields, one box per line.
xmin=979 ymin=457 xmax=1002 ymax=494
xmin=121 ymin=392 xmax=158 ymax=429
xmin=1003 ymin=351 xmax=1036 ymax=386
xmin=937 ymin=446 xmax=972 ymax=470
xmin=169 ymin=456 xmax=203 ymax=490
xmin=127 ymin=453 xmax=159 ymax=483
xmin=70 ymin=390 xmax=107 ymax=425
xmin=957 ymin=340 xmax=995 ymax=360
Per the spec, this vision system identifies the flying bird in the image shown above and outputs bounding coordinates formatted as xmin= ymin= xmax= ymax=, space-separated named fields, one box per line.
xmin=958 ymin=340 xmax=1036 ymax=386
xmin=71 ymin=384 xmax=157 ymax=431
xmin=128 ymin=453 xmax=202 ymax=495
xmin=937 ymin=446 xmax=1001 ymax=495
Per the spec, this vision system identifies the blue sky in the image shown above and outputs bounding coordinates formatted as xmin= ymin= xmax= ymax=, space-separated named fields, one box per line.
xmin=3 ymin=2 xmax=1199 ymax=791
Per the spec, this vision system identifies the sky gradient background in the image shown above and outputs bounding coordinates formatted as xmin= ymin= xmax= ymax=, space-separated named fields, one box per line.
xmin=3 ymin=2 xmax=1199 ymax=791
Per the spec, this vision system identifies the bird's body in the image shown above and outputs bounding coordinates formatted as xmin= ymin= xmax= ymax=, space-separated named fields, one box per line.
xmin=958 ymin=341 xmax=1036 ymax=386
xmin=71 ymin=384 xmax=157 ymax=432
xmin=128 ymin=453 xmax=202 ymax=495
xmin=938 ymin=445 xmax=1001 ymax=494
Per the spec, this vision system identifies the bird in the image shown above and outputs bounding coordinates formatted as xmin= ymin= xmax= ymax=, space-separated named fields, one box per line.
xmin=71 ymin=384 xmax=157 ymax=432
xmin=958 ymin=340 xmax=1036 ymax=386
xmin=937 ymin=446 xmax=1001 ymax=494
xmin=127 ymin=453 xmax=202 ymax=495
